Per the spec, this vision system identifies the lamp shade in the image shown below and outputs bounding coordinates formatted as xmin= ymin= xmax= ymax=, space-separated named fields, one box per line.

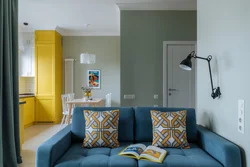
xmin=179 ymin=55 xmax=192 ymax=71
xmin=80 ymin=53 xmax=96 ymax=64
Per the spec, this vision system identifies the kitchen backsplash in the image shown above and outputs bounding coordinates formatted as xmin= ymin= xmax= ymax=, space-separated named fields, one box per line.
xmin=19 ymin=77 xmax=35 ymax=94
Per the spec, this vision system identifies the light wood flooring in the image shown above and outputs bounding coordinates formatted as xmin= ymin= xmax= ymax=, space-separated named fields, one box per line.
xmin=19 ymin=124 xmax=60 ymax=167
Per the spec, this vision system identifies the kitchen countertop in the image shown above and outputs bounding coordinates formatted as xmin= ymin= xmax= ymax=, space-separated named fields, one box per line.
xmin=19 ymin=101 xmax=26 ymax=105
xmin=19 ymin=94 xmax=35 ymax=98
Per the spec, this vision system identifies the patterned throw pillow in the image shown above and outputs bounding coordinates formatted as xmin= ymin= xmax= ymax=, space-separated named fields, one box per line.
xmin=83 ymin=110 xmax=120 ymax=148
xmin=150 ymin=110 xmax=190 ymax=148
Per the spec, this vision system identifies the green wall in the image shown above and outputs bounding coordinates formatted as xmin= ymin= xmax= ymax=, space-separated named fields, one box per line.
xmin=63 ymin=36 xmax=120 ymax=106
xmin=121 ymin=11 xmax=197 ymax=106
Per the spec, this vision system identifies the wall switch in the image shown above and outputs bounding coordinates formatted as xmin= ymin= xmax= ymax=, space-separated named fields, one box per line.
xmin=154 ymin=94 xmax=159 ymax=99
xmin=238 ymin=99 xmax=245 ymax=134
xmin=124 ymin=94 xmax=135 ymax=99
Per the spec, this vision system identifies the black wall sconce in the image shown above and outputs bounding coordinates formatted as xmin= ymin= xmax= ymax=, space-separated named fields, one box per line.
xmin=179 ymin=51 xmax=221 ymax=99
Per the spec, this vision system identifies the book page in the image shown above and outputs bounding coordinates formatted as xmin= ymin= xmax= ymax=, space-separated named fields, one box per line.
xmin=140 ymin=146 xmax=167 ymax=163
xmin=119 ymin=144 xmax=146 ymax=159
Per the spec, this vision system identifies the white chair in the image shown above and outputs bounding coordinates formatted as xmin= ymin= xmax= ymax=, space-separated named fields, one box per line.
xmin=67 ymin=93 xmax=75 ymax=109
xmin=105 ymin=93 xmax=112 ymax=107
xmin=59 ymin=94 xmax=71 ymax=130
xmin=68 ymin=93 xmax=75 ymax=101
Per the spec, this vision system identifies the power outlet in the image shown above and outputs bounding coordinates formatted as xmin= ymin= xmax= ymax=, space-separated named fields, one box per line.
xmin=124 ymin=94 xmax=135 ymax=99
xmin=154 ymin=105 xmax=158 ymax=107
xmin=238 ymin=99 xmax=244 ymax=134
xmin=154 ymin=94 xmax=159 ymax=99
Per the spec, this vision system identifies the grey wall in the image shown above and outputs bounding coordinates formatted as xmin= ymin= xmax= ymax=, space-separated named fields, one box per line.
xmin=197 ymin=0 xmax=249 ymax=166
xmin=120 ymin=11 xmax=197 ymax=106
xmin=63 ymin=36 xmax=120 ymax=106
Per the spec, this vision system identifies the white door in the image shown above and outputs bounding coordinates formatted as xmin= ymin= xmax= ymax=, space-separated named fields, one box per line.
xmin=166 ymin=44 xmax=196 ymax=108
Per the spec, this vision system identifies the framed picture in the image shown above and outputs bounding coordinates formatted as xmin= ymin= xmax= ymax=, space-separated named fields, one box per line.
xmin=87 ymin=70 xmax=101 ymax=89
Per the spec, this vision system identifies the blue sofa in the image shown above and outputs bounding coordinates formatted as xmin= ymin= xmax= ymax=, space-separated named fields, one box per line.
xmin=36 ymin=107 xmax=242 ymax=167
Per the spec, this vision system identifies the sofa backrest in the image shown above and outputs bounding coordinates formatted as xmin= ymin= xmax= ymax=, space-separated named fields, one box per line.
xmin=71 ymin=107 xmax=135 ymax=142
xmin=134 ymin=107 xmax=197 ymax=143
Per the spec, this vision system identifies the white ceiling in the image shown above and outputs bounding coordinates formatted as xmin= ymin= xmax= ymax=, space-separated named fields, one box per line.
xmin=19 ymin=0 xmax=196 ymax=36
xmin=117 ymin=0 xmax=197 ymax=10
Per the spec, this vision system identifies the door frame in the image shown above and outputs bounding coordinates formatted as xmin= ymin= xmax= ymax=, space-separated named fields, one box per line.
xmin=163 ymin=41 xmax=197 ymax=107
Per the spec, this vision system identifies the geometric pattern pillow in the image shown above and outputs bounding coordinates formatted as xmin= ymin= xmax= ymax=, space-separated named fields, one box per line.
xmin=83 ymin=110 xmax=120 ymax=148
xmin=150 ymin=110 xmax=190 ymax=148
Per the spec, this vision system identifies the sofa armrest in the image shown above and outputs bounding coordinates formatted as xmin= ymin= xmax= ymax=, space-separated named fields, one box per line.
xmin=36 ymin=125 xmax=72 ymax=167
xmin=197 ymin=125 xmax=242 ymax=167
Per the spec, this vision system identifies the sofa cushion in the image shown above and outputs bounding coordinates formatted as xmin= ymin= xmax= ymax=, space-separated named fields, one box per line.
xmin=54 ymin=142 xmax=137 ymax=167
xmin=151 ymin=110 xmax=190 ymax=148
xmin=138 ymin=142 xmax=223 ymax=167
xmin=83 ymin=110 xmax=120 ymax=148
xmin=134 ymin=107 xmax=197 ymax=143
xmin=72 ymin=107 xmax=134 ymax=142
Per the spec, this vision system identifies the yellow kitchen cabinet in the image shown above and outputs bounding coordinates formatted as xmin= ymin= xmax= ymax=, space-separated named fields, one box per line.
xmin=36 ymin=96 xmax=54 ymax=122
xmin=22 ymin=97 xmax=35 ymax=127
xmin=19 ymin=101 xmax=25 ymax=150
xmin=35 ymin=30 xmax=62 ymax=123
xmin=35 ymin=30 xmax=57 ymax=44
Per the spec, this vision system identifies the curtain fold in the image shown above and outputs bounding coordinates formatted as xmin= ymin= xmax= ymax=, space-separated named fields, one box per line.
xmin=0 ymin=0 xmax=22 ymax=166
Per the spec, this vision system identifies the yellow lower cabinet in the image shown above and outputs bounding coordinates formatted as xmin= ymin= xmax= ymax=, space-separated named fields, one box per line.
xmin=36 ymin=97 xmax=54 ymax=122
xmin=19 ymin=103 xmax=24 ymax=150
xmin=23 ymin=97 xmax=35 ymax=128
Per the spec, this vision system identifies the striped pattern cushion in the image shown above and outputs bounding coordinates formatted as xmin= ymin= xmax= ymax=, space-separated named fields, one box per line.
xmin=150 ymin=110 xmax=190 ymax=148
xmin=83 ymin=110 xmax=120 ymax=148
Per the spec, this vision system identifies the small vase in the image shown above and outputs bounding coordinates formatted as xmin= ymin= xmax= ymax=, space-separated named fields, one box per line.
xmin=84 ymin=92 xmax=91 ymax=99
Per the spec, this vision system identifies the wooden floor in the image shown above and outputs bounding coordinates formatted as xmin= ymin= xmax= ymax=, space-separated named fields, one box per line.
xmin=19 ymin=124 xmax=60 ymax=167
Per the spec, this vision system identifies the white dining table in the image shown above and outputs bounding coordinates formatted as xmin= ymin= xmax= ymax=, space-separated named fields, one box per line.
xmin=66 ymin=98 xmax=104 ymax=124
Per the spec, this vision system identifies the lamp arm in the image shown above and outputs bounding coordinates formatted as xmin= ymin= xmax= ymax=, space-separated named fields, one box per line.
xmin=193 ymin=55 xmax=211 ymax=61
xmin=207 ymin=60 xmax=215 ymax=94
xmin=192 ymin=55 xmax=221 ymax=99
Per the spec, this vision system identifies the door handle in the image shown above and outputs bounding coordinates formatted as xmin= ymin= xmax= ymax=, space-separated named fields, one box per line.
xmin=169 ymin=88 xmax=178 ymax=91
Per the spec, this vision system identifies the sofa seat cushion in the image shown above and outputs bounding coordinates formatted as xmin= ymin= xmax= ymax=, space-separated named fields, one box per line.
xmin=55 ymin=142 xmax=137 ymax=167
xmin=138 ymin=142 xmax=223 ymax=167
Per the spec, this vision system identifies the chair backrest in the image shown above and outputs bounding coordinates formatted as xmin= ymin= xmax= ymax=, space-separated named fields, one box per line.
xmin=105 ymin=93 xmax=112 ymax=107
xmin=61 ymin=94 xmax=69 ymax=113
xmin=68 ymin=93 xmax=75 ymax=101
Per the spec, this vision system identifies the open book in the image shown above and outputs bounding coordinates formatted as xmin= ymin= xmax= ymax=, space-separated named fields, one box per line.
xmin=119 ymin=144 xmax=167 ymax=163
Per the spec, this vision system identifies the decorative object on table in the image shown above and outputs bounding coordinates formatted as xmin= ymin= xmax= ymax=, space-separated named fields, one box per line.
xmin=105 ymin=93 xmax=112 ymax=107
xmin=80 ymin=53 xmax=96 ymax=64
xmin=83 ymin=110 xmax=120 ymax=148
xmin=87 ymin=70 xmax=101 ymax=89
xmin=179 ymin=51 xmax=221 ymax=99
xmin=81 ymin=85 xmax=93 ymax=99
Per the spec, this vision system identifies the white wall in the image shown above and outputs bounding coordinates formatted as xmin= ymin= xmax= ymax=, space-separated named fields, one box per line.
xmin=197 ymin=0 xmax=250 ymax=166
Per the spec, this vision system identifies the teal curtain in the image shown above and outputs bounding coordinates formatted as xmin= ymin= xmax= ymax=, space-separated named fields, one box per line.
xmin=0 ymin=0 xmax=22 ymax=166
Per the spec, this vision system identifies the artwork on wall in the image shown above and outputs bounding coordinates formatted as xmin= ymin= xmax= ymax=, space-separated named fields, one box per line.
xmin=87 ymin=70 xmax=101 ymax=89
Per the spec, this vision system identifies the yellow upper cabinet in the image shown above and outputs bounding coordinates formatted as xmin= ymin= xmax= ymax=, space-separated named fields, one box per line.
xmin=35 ymin=30 xmax=62 ymax=123
xmin=35 ymin=44 xmax=55 ymax=96
xmin=35 ymin=30 xmax=57 ymax=44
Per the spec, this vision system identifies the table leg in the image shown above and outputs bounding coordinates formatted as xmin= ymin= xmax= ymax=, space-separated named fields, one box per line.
xmin=67 ymin=104 xmax=73 ymax=124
